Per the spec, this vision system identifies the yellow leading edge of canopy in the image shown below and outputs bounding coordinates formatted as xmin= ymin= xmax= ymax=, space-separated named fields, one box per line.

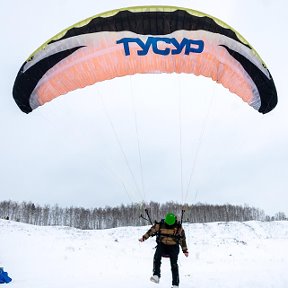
xmin=26 ymin=6 xmax=265 ymax=66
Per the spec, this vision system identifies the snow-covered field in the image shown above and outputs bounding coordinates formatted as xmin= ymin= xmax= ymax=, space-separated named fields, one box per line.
xmin=1 ymin=219 xmax=288 ymax=288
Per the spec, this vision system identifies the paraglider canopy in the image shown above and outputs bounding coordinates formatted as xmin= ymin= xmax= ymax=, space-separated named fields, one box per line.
xmin=12 ymin=6 xmax=277 ymax=114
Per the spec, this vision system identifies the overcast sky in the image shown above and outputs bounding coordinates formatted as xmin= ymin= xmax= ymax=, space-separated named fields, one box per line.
xmin=1 ymin=0 xmax=287 ymax=216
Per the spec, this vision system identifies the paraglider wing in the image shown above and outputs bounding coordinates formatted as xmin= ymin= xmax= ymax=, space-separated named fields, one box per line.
xmin=13 ymin=6 xmax=277 ymax=114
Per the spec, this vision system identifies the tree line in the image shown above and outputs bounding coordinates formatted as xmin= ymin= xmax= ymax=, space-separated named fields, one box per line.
xmin=0 ymin=200 xmax=286 ymax=230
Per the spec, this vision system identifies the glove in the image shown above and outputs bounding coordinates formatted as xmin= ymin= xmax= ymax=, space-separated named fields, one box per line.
xmin=138 ymin=236 xmax=145 ymax=242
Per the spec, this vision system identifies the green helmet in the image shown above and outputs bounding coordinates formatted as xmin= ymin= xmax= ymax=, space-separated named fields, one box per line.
xmin=164 ymin=212 xmax=176 ymax=225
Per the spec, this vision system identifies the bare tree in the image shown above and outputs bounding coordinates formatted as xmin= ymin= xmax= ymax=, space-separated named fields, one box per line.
xmin=0 ymin=200 xmax=284 ymax=229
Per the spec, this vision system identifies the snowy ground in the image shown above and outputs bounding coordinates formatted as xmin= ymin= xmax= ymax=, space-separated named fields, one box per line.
xmin=1 ymin=220 xmax=288 ymax=288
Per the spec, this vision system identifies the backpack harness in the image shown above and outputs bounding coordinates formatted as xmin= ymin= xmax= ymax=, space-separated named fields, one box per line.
xmin=154 ymin=219 xmax=184 ymax=245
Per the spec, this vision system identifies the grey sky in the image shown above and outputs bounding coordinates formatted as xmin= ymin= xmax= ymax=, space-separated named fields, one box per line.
xmin=1 ymin=0 xmax=287 ymax=215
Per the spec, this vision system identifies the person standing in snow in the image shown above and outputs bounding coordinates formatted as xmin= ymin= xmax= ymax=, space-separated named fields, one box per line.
xmin=139 ymin=212 xmax=189 ymax=288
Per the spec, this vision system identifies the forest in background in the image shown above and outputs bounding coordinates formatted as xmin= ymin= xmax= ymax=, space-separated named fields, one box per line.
xmin=0 ymin=200 xmax=286 ymax=230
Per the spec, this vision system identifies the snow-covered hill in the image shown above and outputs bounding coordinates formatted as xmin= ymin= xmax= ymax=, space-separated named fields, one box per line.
xmin=1 ymin=220 xmax=288 ymax=288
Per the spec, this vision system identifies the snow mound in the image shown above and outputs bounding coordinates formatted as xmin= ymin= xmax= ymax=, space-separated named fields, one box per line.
xmin=0 ymin=220 xmax=288 ymax=288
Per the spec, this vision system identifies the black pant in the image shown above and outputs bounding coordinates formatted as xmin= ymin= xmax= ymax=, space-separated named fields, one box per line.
xmin=153 ymin=243 xmax=180 ymax=286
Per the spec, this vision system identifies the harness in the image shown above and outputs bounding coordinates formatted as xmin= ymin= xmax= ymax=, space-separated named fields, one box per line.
xmin=155 ymin=219 xmax=183 ymax=245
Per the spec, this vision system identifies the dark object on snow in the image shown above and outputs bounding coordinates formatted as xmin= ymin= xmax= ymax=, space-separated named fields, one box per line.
xmin=0 ymin=267 xmax=12 ymax=284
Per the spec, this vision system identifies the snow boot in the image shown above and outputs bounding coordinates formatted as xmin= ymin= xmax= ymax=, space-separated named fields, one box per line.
xmin=150 ymin=275 xmax=160 ymax=283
